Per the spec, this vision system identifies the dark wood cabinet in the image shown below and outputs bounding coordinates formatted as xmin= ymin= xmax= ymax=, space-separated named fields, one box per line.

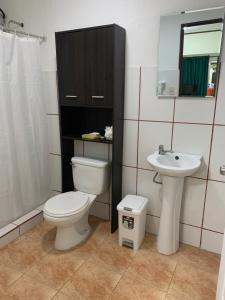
xmin=56 ymin=31 xmax=86 ymax=106
xmin=56 ymin=26 xmax=115 ymax=108
xmin=55 ymin=24 xmax=125 ymax=232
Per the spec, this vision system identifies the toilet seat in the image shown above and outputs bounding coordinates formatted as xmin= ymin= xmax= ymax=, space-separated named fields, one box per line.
xmin=44 ymin=191 xmax=89 ymax=218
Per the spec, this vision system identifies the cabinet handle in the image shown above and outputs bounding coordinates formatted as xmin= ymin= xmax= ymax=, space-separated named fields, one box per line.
xmin=220 ymin=165 xmax=225 ymax=175
xmin=65 ymin=95 xmax=78 ymax=99
xmin=91 ymin=95 xmax=104 ymax=99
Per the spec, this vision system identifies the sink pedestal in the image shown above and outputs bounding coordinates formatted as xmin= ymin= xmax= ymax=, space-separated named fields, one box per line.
xmin=157 ymin=175 xmax=184 ymax=255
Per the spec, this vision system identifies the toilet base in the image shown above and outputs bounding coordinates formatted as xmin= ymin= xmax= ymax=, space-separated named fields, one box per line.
xmin=55 ymin=222 xmax=91 ymax=251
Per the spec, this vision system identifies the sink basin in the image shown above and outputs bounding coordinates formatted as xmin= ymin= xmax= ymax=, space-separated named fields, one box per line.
xmin=147 ymin=151 xmax=202 ymax=177
xmin=147 ymin=150 xmax=202 ymax=255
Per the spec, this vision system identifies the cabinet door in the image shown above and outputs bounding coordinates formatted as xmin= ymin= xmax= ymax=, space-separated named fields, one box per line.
xmin=85 ymin=27 xmax=114 ymax=107
xmin=56 ymin=31 xmax=85 ymax=106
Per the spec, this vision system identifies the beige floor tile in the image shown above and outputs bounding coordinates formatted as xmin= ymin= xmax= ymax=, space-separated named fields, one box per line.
xmin=24 ymin=221 xmax=56 ymax=242
xmin=0 ymin=235 xmax=51 ymax=272
xmin=7 ymin=275 xmax=57 ymax=300
xmin=0 ymin=265 xmax=22 ymax=288
xmin=61 ymin=257 xmax=122 ymax=300
xmin=25 ymin=249 xmax=84 ymax=290
xmin=168 ymin=263 xmax=218 ymax=300
xmin=175 ymin=243 xmax=220 ymax=273
xmin=52 ymin=292 xmax=73 ymax=300
xmin=130 ymin=247 xmax=177 ymax=292
xmin=89 ymin=232 xmax=137 ymax=275
xmin=70 ymin=220 xmax=110 ymax=261
xmin=111 ymin=269 xmax=166 ymax=300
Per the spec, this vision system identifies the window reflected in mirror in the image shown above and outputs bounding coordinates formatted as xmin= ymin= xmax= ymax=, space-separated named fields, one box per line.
xmin=179 ymin=20 xmax=223 ymax=97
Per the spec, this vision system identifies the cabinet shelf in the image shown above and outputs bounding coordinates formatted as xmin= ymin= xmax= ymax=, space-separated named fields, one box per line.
xmin=62 ymin=135 xmax=113 ymax=144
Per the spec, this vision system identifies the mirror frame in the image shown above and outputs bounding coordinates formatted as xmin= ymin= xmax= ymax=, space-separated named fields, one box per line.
xmin=179 ymin=18 xmax=223 ymax=98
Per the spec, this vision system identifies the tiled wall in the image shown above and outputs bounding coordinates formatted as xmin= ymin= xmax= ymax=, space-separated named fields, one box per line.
xmin=122 ymin=51 xmax=225 ymax=254
xmin=45 ymin=43 xmax=225 ymax=254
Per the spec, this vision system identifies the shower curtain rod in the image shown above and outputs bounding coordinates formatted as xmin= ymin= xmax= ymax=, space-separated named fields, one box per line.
xmin=1 ymin=26 xmax=46 ymax=43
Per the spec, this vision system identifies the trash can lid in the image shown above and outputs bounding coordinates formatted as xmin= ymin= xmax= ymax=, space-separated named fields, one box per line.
xmin=117 ymin=194 xmax=148 ymax=215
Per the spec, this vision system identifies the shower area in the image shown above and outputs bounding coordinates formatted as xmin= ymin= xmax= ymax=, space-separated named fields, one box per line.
xmin=0 ymin=9 xmax=49 ymax=232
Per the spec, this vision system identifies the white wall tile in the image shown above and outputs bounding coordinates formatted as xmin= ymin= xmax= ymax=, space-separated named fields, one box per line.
xmin=74 ymin=140 xmax=84 ymax=157
xmin=138 ymin=121 xmax=172 ymax=169
xmin=123 ymin=120 xmax=138 ymax=167
xmin=84 ymin=141 xmax=109 ymax=161
xmin=122 ymin=166 xmax=137 ymax=197
xmin=43 ymin=71 xmax=58 ymax=114
xmin=146 ymin=215 xmax=160 ymax=235
xmin=19 ymin=213 xmax=43 ymax=235
xmin=13 ymin=210 xmax=41 ymax=226
xmin=137 ymin=169 xmax=162 ymax=216
xmin=181 ymin=178 xmax=206 ymax=227
xmin=0 ymin=223 xmax=18 ymax=237
xmin=47 ymin=115 xmax=61 ymax=155
xmin=124 ymin=66 xmax=140 ymax=120
xmin=172 ymin=124 xmax=212 ymax=179
xmin=48 ymin=190 xmax=61 ymax=198
xmin=174 ymin=99 xmax=215 ymax=124
xmin=203 ymin=180 xmax=225 ymax=233
xmin=215 ymin=59 xmax=225 ymax=125
xmin=140 ymin=66 xmax=174 ymax=121
xmin=36 ymin=204 xmax=45 ymax=211
xmin=49 ymin=154 xmax=62 ymax=191
xmin=209 ymin=126 xmax=225 ymax=181
xmin=201 ymin=230 xmax=223 ymax=254
xmin=96 ymin=191 xmax=110 ymax=204
xmin=0 ymin=227 xmax=20 ymax=249
xmin=180 ymin=224 xmax=201 ymax=247
xmin=90 ymin=202 xmax=110 ymax=220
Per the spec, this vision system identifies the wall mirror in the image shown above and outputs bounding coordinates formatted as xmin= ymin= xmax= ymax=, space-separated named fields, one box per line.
xmin=157 ymin=7 xmax=225 ymax=98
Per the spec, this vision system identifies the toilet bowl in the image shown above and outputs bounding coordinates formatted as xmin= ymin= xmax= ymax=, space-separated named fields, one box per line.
xmin=44 ymin=156 xmax=110 ymax=250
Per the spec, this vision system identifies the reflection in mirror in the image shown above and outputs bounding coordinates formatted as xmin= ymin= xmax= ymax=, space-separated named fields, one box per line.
xmin=157 ymin=7 xmax=225 ymax=98
xmin=180 ymin=20 xmax=223 ymax=97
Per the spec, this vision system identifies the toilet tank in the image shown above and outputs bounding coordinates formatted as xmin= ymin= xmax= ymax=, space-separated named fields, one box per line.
xmin=71 ymin=156 xmax=111 ymax=195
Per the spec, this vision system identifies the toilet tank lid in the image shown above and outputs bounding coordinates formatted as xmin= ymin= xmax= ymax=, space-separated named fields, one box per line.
xmin=71 ymin=156 xmax=109 ymax=168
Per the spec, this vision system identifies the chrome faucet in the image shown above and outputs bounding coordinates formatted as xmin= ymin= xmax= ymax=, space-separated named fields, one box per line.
xmin=158 ymin=145 xmax=173 ymax=155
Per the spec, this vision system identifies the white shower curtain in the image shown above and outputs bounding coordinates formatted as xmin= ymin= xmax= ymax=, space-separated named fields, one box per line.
xmin=0 ymin=31 xmax=49 ymax=228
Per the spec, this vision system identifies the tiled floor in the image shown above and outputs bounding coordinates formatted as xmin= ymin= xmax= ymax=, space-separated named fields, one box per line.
xmin=0 ymin=216 xmax=220 ymax=300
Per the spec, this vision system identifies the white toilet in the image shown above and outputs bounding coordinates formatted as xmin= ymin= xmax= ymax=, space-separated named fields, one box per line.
xmin=44 ymin=156 xmax=110 ymax=250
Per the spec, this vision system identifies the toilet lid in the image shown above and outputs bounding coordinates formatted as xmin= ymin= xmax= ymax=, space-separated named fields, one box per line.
xmin=44 ymin=191 xmax=89 ymax=217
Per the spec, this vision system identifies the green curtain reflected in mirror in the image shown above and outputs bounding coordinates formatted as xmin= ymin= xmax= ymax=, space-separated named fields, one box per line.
xmin=181 ymin=56 xmax=209 ymax=97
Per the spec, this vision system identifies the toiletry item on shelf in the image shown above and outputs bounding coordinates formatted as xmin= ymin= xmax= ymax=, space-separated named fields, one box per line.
xmin=104 ymin=126 xmax=113 ymax=140
xmin=81 ymin=132 xmax=104 ymax=140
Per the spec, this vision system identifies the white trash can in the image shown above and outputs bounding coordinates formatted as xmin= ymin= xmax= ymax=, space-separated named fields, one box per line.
xmin=117 ymin=194 xmax=148 ymax=250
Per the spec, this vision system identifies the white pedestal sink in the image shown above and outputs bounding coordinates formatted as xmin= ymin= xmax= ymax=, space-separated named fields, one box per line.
xmin=147 ymin=151 xmax=202 ymax=255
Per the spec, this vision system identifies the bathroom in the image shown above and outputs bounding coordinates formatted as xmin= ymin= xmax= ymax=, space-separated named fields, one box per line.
xmin=0 ymin=0 xmax=225 ymax=299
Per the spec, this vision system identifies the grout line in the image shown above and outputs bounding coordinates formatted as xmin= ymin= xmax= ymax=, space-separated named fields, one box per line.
xmin=147 ymin=214 xmax=224 ymax=234
xmin=208 ymin=178 xmax=225 ymax=184
xmin=122 ymin=165 xmax=211 ymax=181
xmin=199 ymin=63 xmax=221 ymax=247
xmin=214 ymin=123 xmax=225 ymax=126
xmin=135 ymin=66 xmax=142 ymax=195
xmin=170 ymin=97 xmax=176 ymax=150
xmin=47 ymin=113 xmax=59 ymax=116
xmin=123 ymin=119 xmax=220 ymax=126
xmin=12 ymin=211 xmax=43 ymax=227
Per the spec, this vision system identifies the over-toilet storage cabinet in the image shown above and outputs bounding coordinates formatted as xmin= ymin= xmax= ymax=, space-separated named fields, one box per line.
xmin=55 ymin=24 xmax=125 ymax=232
